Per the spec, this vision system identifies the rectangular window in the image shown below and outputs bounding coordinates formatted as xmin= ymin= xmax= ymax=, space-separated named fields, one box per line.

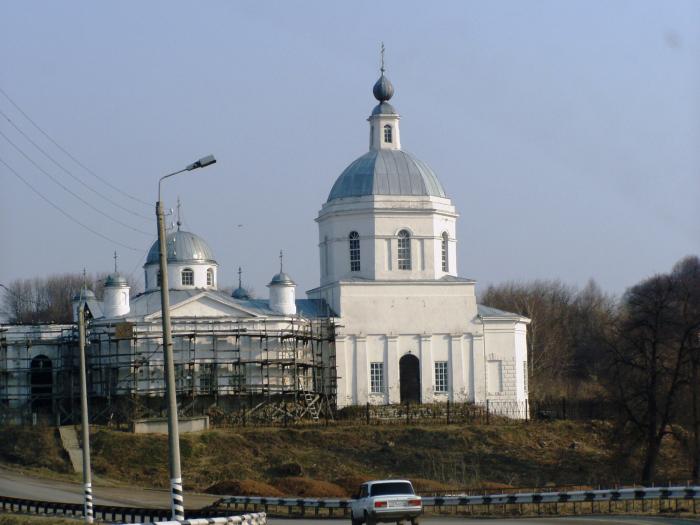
xmin=370 ymin=362 xmax=384 ymax=393
xmin=383 ymin=125 xmax=392 ymax=143
xmin=487 ymin=360 xmax=503 ymax=393
xmin=434 ymin=361 xmax=448 ymax=392
xmin=181 ymin=269 xmax=194 ymax=286
xmin=397 ymin=232 xmax=411 ymax=270
xmin=441 ymin=235 xmax=448 ymax=272
xmin=349 ymin=233 xmax=361 ymax=272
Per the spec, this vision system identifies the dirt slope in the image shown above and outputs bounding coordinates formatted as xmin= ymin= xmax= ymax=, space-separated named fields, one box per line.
xmin=0 ymin=421 xmax=690 ymax=497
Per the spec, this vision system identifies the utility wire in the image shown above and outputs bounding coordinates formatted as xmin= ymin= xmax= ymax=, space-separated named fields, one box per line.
xmin=0 ymin=86 xmax=152 ymax=207
xmin=0 ymin=130 xmax=152 ymax=237
xmin=0 ymin=109 xmax=151 ymax=221
xmin=0 ymin=156 xmax=141 ymax=252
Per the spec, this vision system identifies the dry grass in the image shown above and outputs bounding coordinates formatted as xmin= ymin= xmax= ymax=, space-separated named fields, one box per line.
xmin=0 ymin=420 xmax=692 ymax=497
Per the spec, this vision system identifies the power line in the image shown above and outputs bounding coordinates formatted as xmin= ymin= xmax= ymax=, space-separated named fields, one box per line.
xmin=0 ymin=130 xmax=152 ymax=237
xmin=0 ymin=85 xmax=152 ymax=207
xmin=0 ymin=109 xmax=151 ymax=221
xmin=0 ymin=156 xmax=142 ymax=252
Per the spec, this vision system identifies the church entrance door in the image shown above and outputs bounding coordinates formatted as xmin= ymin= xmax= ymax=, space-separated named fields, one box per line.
xmin=30 ymin=355 xmax=52 ymax=412
xmin=399 ymin=354 xmax=420 ymax=404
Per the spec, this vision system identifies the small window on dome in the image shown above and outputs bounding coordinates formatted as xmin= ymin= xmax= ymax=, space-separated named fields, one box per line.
xmin=383 ymin=124 xmax=392 ymax=143
xmin=206 ymin=268 xmax=214 ymax=287
xmin=181 ymin=268 xmax=194 ymax=286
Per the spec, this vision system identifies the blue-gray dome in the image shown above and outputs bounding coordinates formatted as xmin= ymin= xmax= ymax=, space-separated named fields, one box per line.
xmin=371 ymin=102 xmax=397 ymax=116
xmin=327 ymin=149 xmax=446 ymax=202
xmin=269 ymin=272 xmax=295 ymax=285
xmin=145 ymin=230 xmax=216 ymax=266
xmin=105 ymin=273 xmax=128 ymax=287
xmin=373 ymin=73 xmax=394 ymax=102
xmin=232 ymin=286 xmax=250 ymax=299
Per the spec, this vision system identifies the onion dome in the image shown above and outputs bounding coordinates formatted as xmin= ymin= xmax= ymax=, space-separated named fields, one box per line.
xmin=145 ymin=230 xmax=216 ymax=266
xmin=373 ymin=73 xmax=394 ymax=102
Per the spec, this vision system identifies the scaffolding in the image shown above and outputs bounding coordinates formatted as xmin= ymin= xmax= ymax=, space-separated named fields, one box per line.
xmin=0 ymin=315 xmax=337 ymax=426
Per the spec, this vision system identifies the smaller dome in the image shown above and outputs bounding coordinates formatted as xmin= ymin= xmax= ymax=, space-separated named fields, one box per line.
xmin=371 ymin=102 xmax=397 ymax=116
xmin=145 ymin=230 xmax=216 ymax=266
xmin=105 ymin=273 xmax=128 ymax=287
xmin=373 ymin=73 xmax=394 ymax=102
xmin=72 ymin=288 xmax=95 ymax=301
xmin=269 ymin=272 xmax=295 ymax=286
xmin=232 ymin=286 xmax=250 ymax=300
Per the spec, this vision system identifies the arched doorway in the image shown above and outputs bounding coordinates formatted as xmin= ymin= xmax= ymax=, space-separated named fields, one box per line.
xmin=30 ymin=355 xmax=53 ymax=411
xmin=399 ymin=354 xmax=420 ymax=404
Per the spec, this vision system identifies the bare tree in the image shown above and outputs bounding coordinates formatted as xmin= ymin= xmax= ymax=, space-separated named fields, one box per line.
xmin=1 ymin=272 xmax=137 ymax=324
xmin=608 ymin=256 xmax=700 ymax=484
xmin=481 ymin=279 xmax=611 ymax=398
xmin=668 ymin=256 xmax=700 ymax=481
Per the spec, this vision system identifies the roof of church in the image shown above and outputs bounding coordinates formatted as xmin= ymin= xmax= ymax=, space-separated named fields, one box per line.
xmin=145 ymin=230 xmax=216 ymax=266
xmin=327 ymin=149 xmax=446 ymax=202
xmin=126 ymin=289 xmax=336 ymax=318
xmin=477 ymin=304 xmax=527 ymax=320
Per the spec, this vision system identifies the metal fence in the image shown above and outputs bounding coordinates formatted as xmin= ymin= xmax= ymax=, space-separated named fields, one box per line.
xmin=335 ymin=398 xmax=619 ymax=425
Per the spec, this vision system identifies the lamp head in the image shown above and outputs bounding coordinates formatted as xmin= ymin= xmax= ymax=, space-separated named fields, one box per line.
xmin=186 ymin=154 xmax=217 ymax=171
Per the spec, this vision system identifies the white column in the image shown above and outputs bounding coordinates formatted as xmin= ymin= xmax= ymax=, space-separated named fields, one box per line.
xmin=420 ymin=335 xmax=433 ymax=403
xmin=386 ymin=336 xmax=399 ymax=404
xmin=450 ymin=334 xmax=466 ymax=402
xmin=472 ymin=333 xmax=487 ymax=404
xmin=355 ymin=337 xmax=368 ymax=405
xmin=335 ymin=336 xmax=350 ymax=408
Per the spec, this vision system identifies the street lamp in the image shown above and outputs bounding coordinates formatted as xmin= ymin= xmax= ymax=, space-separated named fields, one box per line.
xmin=156 ymin=154 xmax=216 ymax=521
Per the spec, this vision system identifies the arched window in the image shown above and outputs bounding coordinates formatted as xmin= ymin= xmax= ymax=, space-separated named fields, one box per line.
xmin=156 ymin=271 xmax=162 ymax=288
xmin=349 ymin=231 xmax=360 ymax=272
xmin=441 ymin=232 xmax=449 ymax=272
xmin=206 ymin=268 xmax=214 ymax=286
xmin=181 ymin=268 xmax=194 ymax=286
xmin=383 ymin=124 xmax=392 ymax=143
xmin=397 ymin=230 xmax=411 ymax=270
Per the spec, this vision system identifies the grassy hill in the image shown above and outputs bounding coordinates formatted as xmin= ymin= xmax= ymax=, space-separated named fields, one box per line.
xmin=0 ymin=420 xmax=690 ymax=497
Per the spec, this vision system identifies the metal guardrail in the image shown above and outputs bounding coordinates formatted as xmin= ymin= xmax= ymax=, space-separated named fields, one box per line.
xmin=0 ymin=486 xmax=697 ymax=522
xmin=217 ymin=486 xmax=700 ymax=516
xmin=0 ymin=494 xmax=265 ymax=524
xmin=128 ymin=513 xmax=266 ymax=525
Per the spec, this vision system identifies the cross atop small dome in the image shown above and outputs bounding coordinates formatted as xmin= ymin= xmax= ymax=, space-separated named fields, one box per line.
xmin=372 ymin=43 xmax=394 ymax=102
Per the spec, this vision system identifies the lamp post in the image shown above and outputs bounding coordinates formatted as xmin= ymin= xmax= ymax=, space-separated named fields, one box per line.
xmin=78 ymin=301 xmax=93 ymax=524
xmin=156 ymin=155 xmax=216 ymax=520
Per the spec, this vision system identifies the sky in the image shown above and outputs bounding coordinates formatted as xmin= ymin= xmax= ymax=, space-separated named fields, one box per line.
xmin=1 ymin=0 xmax=698 ymax=299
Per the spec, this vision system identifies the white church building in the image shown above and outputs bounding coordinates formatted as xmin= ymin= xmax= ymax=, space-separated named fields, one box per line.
xmin=309 ymin=66 xmax=529 ymax=409
xmin=0 ymin=64 xmax=529 ymax=423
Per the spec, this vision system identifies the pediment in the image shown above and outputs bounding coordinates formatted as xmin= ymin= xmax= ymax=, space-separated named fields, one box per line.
xmin=145 ymin=292 xmax=260 ymax=320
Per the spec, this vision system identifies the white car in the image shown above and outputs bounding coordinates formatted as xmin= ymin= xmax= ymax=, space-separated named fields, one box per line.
xmin=350 ymin=479 xmax=422 ymax=525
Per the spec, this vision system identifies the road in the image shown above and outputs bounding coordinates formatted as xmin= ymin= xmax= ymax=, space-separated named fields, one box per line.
xmin=267 ymin=516 xmax=700 ymax=525
xmin=0 ymin=470 xmax=696 ymax=525
xmin=0 ymin=468 xmax=219 ymax=509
